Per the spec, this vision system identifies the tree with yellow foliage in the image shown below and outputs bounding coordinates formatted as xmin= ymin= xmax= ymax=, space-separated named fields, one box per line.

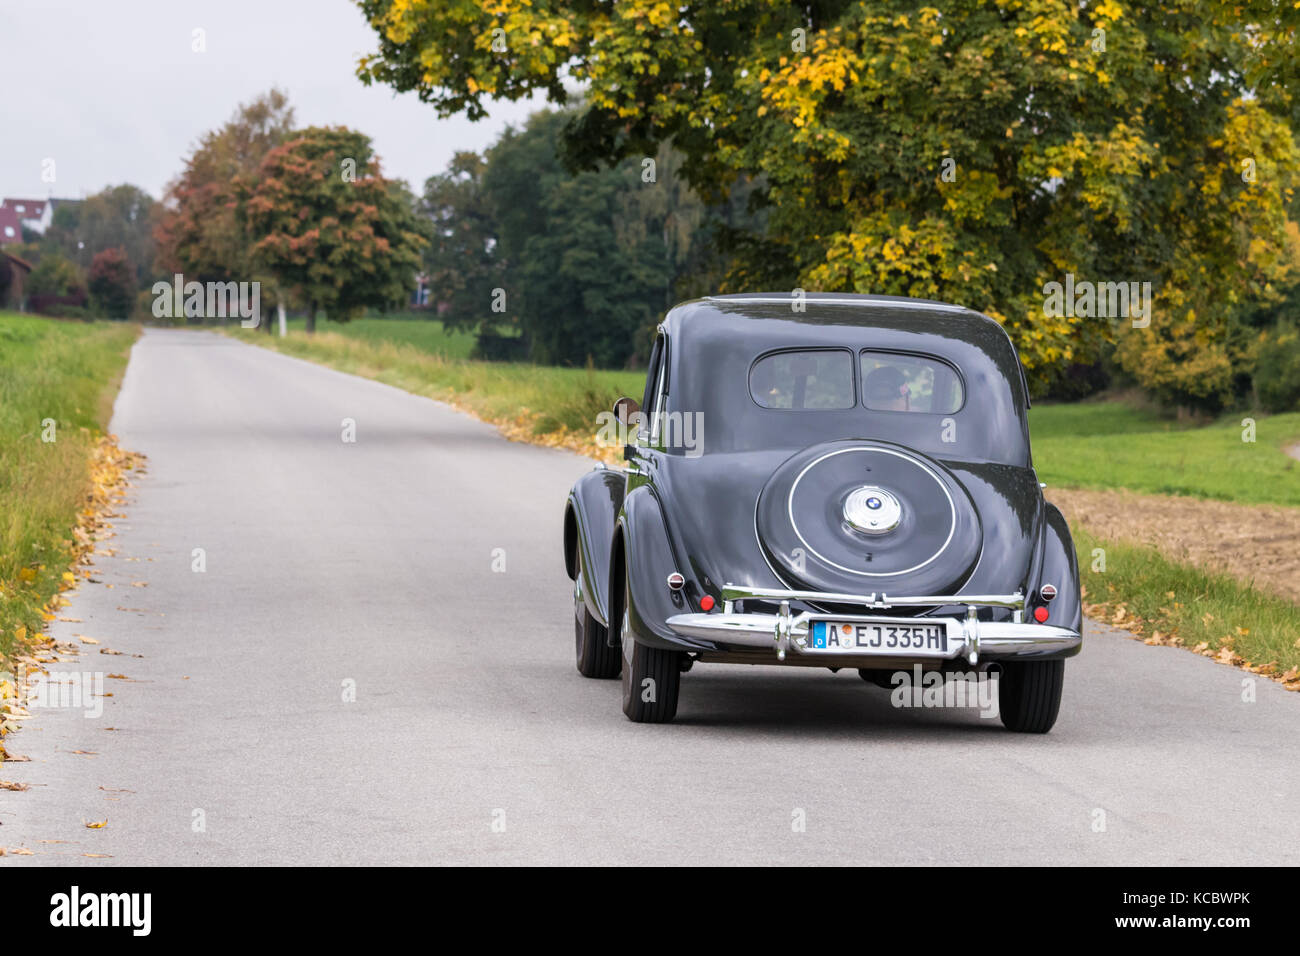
xmin=355 ymin=0 xmax=1300 ymax=400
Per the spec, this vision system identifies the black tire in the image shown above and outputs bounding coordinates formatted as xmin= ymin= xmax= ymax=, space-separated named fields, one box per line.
xmin=998 ymin=660 xmax=1065 ymax=733
xmin=574 ymin=551 xmax=620 ymax=679
xmin=618 ymin=574 xmax=681 ymax=722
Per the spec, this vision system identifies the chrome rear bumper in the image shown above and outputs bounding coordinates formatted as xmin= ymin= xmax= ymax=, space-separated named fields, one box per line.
xmin=665 ymin=584 xmax=1080 ymax=665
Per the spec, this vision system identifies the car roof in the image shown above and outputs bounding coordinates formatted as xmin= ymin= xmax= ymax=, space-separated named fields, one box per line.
xmin=666 ymin=292 xmax=1002 ymax=341
xmin=662 ymin=291 xmax=1027 ymax=398
xmin=706 ymin=291 xmax=969 ymax=312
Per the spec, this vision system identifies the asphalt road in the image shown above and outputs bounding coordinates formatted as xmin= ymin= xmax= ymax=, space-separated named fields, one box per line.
xmin=3 ymin=328 xmax=1297 ymax=866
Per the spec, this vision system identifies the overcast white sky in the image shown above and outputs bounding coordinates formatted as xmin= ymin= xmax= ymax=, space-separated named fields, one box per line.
xmin=1 ymin=0 xmax=550 ymax=201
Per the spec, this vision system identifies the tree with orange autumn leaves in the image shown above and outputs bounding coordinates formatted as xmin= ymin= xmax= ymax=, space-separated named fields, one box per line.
xmin=155 ymin=90 xmax=296 ymax=295
xmin=241 ymin=126 xmax=429 ymax=331
xmin=157 ymin=92 xmax=428 ymax=331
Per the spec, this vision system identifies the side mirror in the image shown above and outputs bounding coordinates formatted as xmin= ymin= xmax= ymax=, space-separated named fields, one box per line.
xmin=613 ymin=396 xmax=640 ymax=425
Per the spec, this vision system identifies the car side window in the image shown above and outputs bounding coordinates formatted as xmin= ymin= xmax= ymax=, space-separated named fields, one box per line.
xmin=641 ymin=337 xmax=662 ymax=413
xmin=641 ymin=334 xmax=666 ymax=441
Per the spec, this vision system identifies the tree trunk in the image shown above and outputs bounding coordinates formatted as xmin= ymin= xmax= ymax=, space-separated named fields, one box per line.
xmin=305 ymin=303 xmax=316 ymax=334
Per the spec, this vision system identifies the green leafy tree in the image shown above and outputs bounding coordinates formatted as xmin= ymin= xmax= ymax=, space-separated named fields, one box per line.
xmin=87 ymin=247 xmax=136 ymax=319
xmin=480 ymin=110 xmax=674 ymax=366
xmin=518 ymin=166 xmax=671 ymax=366
xmin=419 ymin=151 xmax=503 ymax=330
xmin=26 ymin=253 xmax=85 ymax=298
xmin=356 ymin=0 xmax=1300 ymax=399
xmin=45 ymin=185 xmax=157 ymax=287
xmin=242 ymin=126 xmax=430 ymax=331
xmin=1255 ymin=323 xmax=1300 ymax=412
xmin=412 ymin=103 xmax=756 ymax=364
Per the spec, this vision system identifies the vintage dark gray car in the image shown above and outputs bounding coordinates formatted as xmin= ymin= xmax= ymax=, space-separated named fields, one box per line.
xmin=563 ymin=293 xmax=1082 ymax=732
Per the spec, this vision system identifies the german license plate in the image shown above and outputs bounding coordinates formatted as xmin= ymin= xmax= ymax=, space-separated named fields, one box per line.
xmin=810 ymin=620 xmax=947 ymax=654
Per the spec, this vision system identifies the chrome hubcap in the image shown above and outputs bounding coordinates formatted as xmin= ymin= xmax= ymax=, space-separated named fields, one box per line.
xmin=843 ymin=485 xmax=902 ymax=534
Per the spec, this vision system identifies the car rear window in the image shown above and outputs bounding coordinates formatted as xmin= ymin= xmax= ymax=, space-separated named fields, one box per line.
xmin=860 ymin=351 xmax=963 ymax=414
xmin=749 ymin=349 xmax=855 ymax=410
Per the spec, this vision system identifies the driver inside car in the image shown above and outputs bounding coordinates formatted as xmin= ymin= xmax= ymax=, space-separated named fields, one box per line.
xmin=864 ymin=364 xmax=910 ymax=411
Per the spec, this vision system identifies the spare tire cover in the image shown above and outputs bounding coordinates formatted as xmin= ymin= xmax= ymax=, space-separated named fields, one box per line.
xmin=756 ymin=440 xmax=981 ymax=596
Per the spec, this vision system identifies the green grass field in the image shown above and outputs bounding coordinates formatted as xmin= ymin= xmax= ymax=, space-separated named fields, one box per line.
xmin=0 ymin=312 xmax=137 ymax=663
xmin=266 ymin=315 xmax=481 ymax=359
xmin=1030 ymin=402 xmax=1300 ymax=507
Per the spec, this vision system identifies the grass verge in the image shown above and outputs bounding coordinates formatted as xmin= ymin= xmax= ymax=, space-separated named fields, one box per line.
xmin=1031 ymin=402 xmax=1300 ymax=507
xmin=0 ymin=313 xmax=138 ymax=668
xmin=1076 ymin=527 xmax=1300 ymax=688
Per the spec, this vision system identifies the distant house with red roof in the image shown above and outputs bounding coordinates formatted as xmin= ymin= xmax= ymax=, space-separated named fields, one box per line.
xmin=1 ymin=197 xmax=53 ymax=235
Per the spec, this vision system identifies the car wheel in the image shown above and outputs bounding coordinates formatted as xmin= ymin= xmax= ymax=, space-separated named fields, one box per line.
xmin=997 ymin=660 xmax=1064 ymax=733
xmin=574 ymin=550 xmax=620 ymax=678
xmin=619 ymin=574 xmax=681 ymax=723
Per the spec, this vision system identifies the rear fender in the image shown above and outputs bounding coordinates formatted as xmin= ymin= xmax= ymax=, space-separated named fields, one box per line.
xmin=1034 ymin=502 xmax=1082 ymax=638
xmin=564 ymin=467 xmax=624 ymax=627
xmin=612 ymin=487 xmax=708 ymax=651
